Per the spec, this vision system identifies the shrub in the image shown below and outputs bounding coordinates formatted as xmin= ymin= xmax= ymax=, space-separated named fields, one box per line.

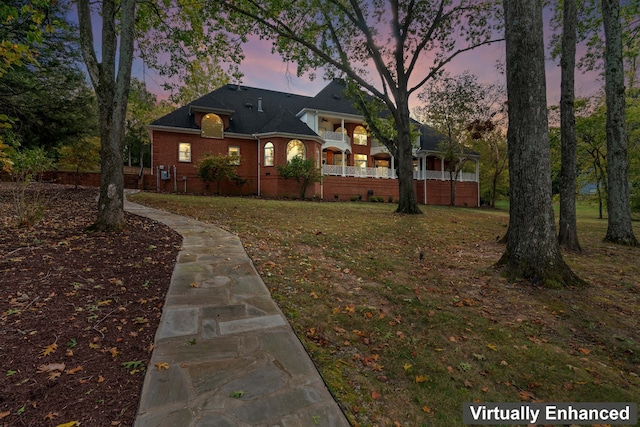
xmin=196 ymin=153 xmax=241 ymax=194
xmin=9 ymin=146 xmax=54 ymax=227
xmin=276 ymin=156 xmax=322 ymax=199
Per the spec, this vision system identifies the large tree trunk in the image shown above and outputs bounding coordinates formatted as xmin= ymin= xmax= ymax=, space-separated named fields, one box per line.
xmin=602 ymin=0 xmax=638 ymax=246
xmin=78 ymin=0 xmax=136 ymax=231
xmin=498 ymin=0 xmax=584 ymax=287
xmin=394 ymin=98 xmax=422 ymax=214
xmin=558 ymin=0 xmax=582 ymax=251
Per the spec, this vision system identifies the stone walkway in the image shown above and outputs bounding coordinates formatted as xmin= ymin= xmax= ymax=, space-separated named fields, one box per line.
xmin=125 ymin=198 xmax=350 ymax=427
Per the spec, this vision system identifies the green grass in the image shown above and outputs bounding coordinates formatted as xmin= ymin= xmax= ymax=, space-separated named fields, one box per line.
xmin=129 ymin=193 xmax=640 ymax=426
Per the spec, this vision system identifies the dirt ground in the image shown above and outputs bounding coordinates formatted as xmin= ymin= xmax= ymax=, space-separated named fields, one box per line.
xmin=0 ymin=184 xmax=181 ymax=426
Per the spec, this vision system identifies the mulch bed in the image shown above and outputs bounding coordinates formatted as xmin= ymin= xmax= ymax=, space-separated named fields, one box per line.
xmin=0 ymin=183 xmax=182 ymax=426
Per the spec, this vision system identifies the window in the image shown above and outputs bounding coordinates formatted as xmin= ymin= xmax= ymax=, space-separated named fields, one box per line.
xmin=264 ymin=142 xmax=274 ymax=166
xmin=286 ymin=139 xmax=306 ymax=162
xmin=354 ymin=154 xmax=367 ymax=169
xmin=353 ymin=125 xmax=368 ymax=146
xmin=201 ymin=113 xmax=223 ymax=138
xmin=228 ymin=146 xmax=240 ymax=165
xmin=178 ymin=143 xmax=191 ymax=162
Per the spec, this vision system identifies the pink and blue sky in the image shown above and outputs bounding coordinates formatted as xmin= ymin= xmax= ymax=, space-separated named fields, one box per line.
xmin=132 ymin=22 xmax=605 ymax=110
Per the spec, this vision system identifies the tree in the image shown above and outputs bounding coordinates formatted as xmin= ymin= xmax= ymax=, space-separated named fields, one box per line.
xmin=498 ymin=0 xmax=583 ymax=287
xmin=602 ymin=0 xmax=638 ymax=245
xmin=77 ymin=0 xmax=137 ymax=231
xmin=468 ymin=119 xmax=508 ymax=207
xmin=168 ymin=57 xmax=231 ymax=106
xmin=558 ymin=0 xmax=582 ymax=251
xmin=215 ymin=0 xmax=502 ymax=214
xmin=0 ymin=0 xmax=54 ymax=144
xmin=277 ymin=156 xmax=322 ymax=199
xmin=197 ymin=153 xmax=241 ymax=195
xmin=125 ymin=79 xmax=157 ymax=168
xmin=57 ymin=136 xmax=100 ymax=189
xmin=416 ymin=72 xmax=491 ymax=206
xmin=77 ymin=0 xmax=242 ymax=231
xmin=575 ymin=99 xmax=608 ymax=219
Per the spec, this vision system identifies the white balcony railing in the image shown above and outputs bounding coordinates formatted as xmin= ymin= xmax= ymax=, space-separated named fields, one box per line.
xmin=412 ymin=170 xmax=478 ymax=182
xmin=319 ymin=130 xmax=351 ymax=145
xmin=322 ymin=165 xmax=478 ymax=182
xmin=323 ymin=165 xmax=396 ymax=179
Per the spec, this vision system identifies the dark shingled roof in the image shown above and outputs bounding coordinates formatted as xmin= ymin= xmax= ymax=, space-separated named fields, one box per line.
xmin=304 ymin=79 xmax=363 ymax=116
xmin=150 ymin=84 xmax=316 ymax=137
xmin=419 ymin=124 xmax=445 ymax=151
xmin=150 ymin=81 xmax=446 ymax=148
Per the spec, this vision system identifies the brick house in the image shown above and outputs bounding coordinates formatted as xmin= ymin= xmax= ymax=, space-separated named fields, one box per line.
xmin=148 ymin=80 xmax=480 ymax=206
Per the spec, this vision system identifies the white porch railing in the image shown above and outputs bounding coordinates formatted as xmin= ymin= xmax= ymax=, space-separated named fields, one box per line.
xmin=322 ymin=165 xmax=478 ymax=182
xmin=412 ymin=170 xmax=478 ymax=182
xmin=323 ymin=165 xmax=397 ymax=179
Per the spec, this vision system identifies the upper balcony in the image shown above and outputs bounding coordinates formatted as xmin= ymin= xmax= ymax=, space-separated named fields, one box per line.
xmin=319 ymin=129 xmax=351 ymax=152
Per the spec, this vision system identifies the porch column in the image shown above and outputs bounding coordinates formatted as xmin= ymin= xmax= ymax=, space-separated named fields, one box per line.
xmin=341 ymin=119 xmax=345 ymax=142
xmin=341 ymin=149 xmax=346 ymax=177
xmin=423 ymin=154 xmax=428 ymax=204
xmin=475 ymin=159 xmax=479 ymax=182
xmin=391 ymin=155 xmax=395 ymax=179
xmin=440 ymin=156 xmax=445 ymax=180
xmin=476 ymin=158 xmax=480 ymax=207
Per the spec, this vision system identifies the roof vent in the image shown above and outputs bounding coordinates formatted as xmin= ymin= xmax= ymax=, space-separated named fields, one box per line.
xmin=333 ymin=94 xmax=341 ymax=100
xmin=245 ymin=103 xmax=253 ymax=109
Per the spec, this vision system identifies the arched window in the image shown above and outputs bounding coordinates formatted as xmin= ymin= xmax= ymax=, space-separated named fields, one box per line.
xmin=201 ymin=113 xmax=223 ymax=138
xmin=353 ymin=125 xmax=368 ymax=146
xmin=264 ymin=142 xmax=274 ymax=166
xmin=286 ymin=139 xmax=306 ymax=162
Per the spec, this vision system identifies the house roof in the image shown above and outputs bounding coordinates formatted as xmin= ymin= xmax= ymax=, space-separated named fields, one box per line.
xmin=150 ymin=80 xmax=448 ymax=150
xmin=419 ymin=125 xmax=445 ymax=151
xmin=150 ymin=84 xmax=317 ymax=138
xmin=303 ymin=79 xmax=364 ymax=116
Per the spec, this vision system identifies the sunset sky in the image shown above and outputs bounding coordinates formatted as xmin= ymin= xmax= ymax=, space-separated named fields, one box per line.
xmin=132 ymin=20 xmax=605 ymax=111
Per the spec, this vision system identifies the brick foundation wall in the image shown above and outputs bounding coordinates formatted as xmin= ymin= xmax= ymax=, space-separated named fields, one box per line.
xmin=8 ymin=170 xmax=478 ymax=207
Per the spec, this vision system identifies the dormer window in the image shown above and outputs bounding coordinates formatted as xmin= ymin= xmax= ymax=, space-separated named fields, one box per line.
xmin=201 ymin=113 xmax=223 ymax=138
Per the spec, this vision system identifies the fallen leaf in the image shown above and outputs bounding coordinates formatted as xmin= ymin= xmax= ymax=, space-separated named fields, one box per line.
xmin=464 ymin=379 xmax=473 ymax=388
xmin=422 ymin=406 xmax=433 ymax=413
xmin=44 ymin=412 xmax=59 ymax=421
xmin=486 ymin=343 xmax=498 ymax=351
xmin=519 ymin=390 xmax=535 ymax=400
xmin=41 ymin=343 xmax=58 ymax=357
xmin=371 ymin=390 xmax=382 ymax=400
xmin=98 ymin=375 xmax=105 ymax=383
xmin=55 ymin=421 xmax=79 ymax=427
xmin=37 ymin=363 xmax=65 ymax=373
xmin=109 ymin=347 xmax=119 ymax=358
xmin=403 ymin=363 xmax=412 ymax=372
xmin=66 ymin=366 xmax=83 ymax=375
xmin=578 ymin=347 xmax=591 ymax=355
xmin=448 ymin=336 xmax=457 ymax=342
xmin=0 ymin=411 xmax=10 ymax=420
xmin=190 ymin=282 xmax=199 ymax=288
xmin=155 ymin=362 xmax=170 ymax=371
xmin=415 ymin=375 xmax=429 ymax=383
xmin=48 ymin=371 xmax=61 ymax=380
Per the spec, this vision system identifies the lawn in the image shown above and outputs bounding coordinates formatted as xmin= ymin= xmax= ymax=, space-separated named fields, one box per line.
xmin=130 ymin=193 xmax=640 ymax=427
